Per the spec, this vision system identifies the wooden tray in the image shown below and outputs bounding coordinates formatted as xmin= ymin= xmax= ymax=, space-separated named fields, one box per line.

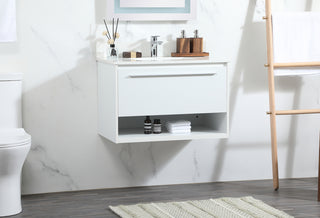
xmin=171 ymin=52 xmax=209 ymax=57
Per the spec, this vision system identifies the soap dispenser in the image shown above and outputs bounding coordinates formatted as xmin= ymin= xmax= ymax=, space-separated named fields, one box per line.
xmin=190 ymin=30 xmax=203 ymax=53
xmin=176 ymin=30 xmax=190 ymax=54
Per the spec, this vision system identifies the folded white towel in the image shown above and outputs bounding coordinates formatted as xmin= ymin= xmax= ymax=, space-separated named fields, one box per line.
xmin=169 ymin=129 xmax=191 ymax=134
xmin=0 ymin=0 xmax=17 ymax=42
xmin=166 ymin=120 xmax=191 ymax=128
xmin=272 ymin=12 xmax=320 ymax=76
xmin=167 ymin=126 xmax=192 ymax=132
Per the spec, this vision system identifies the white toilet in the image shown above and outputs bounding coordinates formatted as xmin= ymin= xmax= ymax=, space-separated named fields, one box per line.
xmin=0 ymin=73 xmax=31 ymax=217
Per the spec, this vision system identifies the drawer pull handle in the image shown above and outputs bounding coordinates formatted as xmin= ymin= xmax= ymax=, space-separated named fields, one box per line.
xmin=129 ymin=72 xmax=216 ymax=78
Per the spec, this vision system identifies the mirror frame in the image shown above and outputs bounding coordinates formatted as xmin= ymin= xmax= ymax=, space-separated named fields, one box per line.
xmin=106 ymin=0 xmax=196 ymax=21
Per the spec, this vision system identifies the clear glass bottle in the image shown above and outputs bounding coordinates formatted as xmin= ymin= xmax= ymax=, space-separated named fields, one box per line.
xmin=108 ymin=44 xmax=117 ymax=58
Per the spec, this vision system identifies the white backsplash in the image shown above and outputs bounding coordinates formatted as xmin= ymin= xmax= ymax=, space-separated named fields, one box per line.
xmin=0 ymin=0 xmax=319 ymax=195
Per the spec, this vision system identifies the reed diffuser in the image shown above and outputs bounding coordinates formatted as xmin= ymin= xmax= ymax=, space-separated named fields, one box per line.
xmin=103 ymin=18 xmax=120 ymax=58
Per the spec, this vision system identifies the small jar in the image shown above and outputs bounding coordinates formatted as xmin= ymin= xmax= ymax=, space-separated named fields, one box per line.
xmin=153 ymin=119 xmax=162 ymax=134
xmin=144 ymin=116 xmax=152 ymax=134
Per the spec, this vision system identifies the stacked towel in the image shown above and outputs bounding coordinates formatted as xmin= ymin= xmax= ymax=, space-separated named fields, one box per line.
xmin=166 ymin=120 xmax=191 ymax=134
xmin=272 ymin=12 xmax=320 ymax=76
xmin=0 ymin=0 xmax=17 ymax=42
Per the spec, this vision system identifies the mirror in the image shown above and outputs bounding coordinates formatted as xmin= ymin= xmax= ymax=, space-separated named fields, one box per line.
xmin=106 ymin=0 xmax=196 ymax=21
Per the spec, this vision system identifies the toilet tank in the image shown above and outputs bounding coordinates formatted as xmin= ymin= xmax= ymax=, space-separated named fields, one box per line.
xmin=0 ymin=73 xmax=22 ymax=128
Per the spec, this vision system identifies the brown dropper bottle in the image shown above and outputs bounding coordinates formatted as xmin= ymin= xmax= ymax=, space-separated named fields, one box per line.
xmin=144 ymin=116 xmax=152 ymax=134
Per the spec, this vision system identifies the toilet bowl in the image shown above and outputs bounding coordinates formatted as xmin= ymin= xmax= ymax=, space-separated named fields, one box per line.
xmin=0 ymin=128 xmax=31 ymax=217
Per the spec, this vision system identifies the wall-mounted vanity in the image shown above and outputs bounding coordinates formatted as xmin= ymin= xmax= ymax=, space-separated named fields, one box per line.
xmin=97 ymin=56 xmax=229 ymax=144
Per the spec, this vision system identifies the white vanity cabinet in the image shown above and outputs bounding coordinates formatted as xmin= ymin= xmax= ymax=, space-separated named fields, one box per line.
xmin=97 ymin=57 xmax=229 ymax=144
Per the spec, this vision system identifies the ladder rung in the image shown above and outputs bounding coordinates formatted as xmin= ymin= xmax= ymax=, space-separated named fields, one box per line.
xmin=274 ymin=62 xmax=320 ymax=68
xmin=267 ymin=109 xmax=320 ymax=115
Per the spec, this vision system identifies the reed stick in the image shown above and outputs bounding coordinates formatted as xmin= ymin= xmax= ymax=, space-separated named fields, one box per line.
xmin=114 ymin=18 xmax=119 ymax=41
xmin=112 ymin=18 xmax=114 ymax=40
xmin=103 ymin=19 xmax=111 ymax=40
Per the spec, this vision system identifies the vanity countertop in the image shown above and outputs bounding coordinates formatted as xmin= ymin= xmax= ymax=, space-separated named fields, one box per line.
xmin=96 ymin=55 xmax=229 ymax=66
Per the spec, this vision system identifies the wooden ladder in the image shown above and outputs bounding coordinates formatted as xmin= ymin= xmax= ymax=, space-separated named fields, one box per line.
xmin=264 ymin=0 xmax=320 ymax=191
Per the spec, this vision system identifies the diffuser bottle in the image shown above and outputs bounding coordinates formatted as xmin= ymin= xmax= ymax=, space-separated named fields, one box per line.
xmin=108 ymin=44 xmax=117 ymax=58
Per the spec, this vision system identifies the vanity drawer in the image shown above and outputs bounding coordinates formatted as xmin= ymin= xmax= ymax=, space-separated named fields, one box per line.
xmin=118 ymin=64 xmax=227 ymax=117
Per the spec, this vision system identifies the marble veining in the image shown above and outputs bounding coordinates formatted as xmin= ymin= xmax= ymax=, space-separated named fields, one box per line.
xmin=116 ymin=143 xmax=160 ymax=185
xmin=118 ymin=144 xmax=135 ymax=178
xmin=147 ymin=143 xmax=158 ymax=177
xmin=199 ymin=0 xmax=218 ymax=21
xmin=30 ymin=26 xmax=64 ymax=70
xmin=65 ymin=73 xmax=82 ymax=93
xmin=22 ymin=145 xmax=78 ymax=194
xmin=192 ymin=148 xmax=200 ymax=182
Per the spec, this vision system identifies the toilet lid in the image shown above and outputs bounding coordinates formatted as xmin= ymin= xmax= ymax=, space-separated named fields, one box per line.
xmin=0 ymin=128 xmax=31 ymax=148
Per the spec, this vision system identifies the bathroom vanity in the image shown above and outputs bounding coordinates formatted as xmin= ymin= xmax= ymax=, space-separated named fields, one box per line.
xmin=97 ymin=56 xmax=229 ymax=143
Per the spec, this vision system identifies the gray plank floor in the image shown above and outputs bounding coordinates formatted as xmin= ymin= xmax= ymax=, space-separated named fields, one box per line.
xmin=11 ymin=178 xmax=320 ymax=217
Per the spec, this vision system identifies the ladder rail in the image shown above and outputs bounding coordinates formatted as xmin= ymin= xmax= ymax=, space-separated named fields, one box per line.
xmin=267 ymin=109 xmax=320 ymax=115
xmin=265 ymin=62 xmax=320 ymax=68
xmin=274 ymin=62 xmax=320 ymax=68
xmin=265 ymin=0 xmax=279 ymax=191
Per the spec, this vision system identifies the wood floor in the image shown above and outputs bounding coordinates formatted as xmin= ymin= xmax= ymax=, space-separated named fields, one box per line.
xmin=12 ymin=178 xmax=320 ymax=217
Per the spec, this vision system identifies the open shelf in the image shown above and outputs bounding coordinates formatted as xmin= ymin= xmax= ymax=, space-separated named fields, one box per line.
xmin=118 ymin=113 xmax=228 ymax=143
xmin=118 ymin=127 xmax=227 ymax=143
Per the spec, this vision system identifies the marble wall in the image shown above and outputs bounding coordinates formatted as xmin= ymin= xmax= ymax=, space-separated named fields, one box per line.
xmin=0 ymin=0 xmax=319 ymax=195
